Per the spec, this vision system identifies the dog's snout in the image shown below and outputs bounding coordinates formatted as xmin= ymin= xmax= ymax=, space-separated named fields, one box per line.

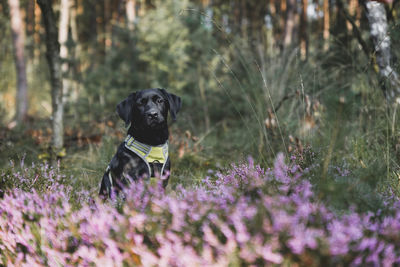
xmin=147 ymin=111 xmax=158 ymax=119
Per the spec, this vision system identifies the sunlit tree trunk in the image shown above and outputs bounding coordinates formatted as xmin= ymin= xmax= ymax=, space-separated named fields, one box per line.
xmin=138 ymin=0 xmax=145 ymax=17
xmin=268 ymin=0 xmax=278 ymax=52
xmin=322 ymin=0 xmax=330 ymax=51
xmin=299 ymin=0 xmax=308 ymax=60
xmin=8 ymin=0 xmax=28 ymax=122
xmin=69 ymin=0 xmax=81 ymax=102
xmin=59 ymin=0 xmax=70 ymax=102
xmin=283 ymin=0 xmax=296 ymax=49
xmin=104 ymin=0 xmax=112 ymax=52
xmin=34 ymin=2 xmax=41 ymax=64
xmin=70 ymin=2 xmax=79 ymax=63
xmin=26 ymin=0 xmax=35 ymax=59
xmin=365 ymin=1 xmax=400 ymax=103
xmin=269 ymin=0 xmax=276 ymax=19
xmin=356 ymin=2 xmax=362 ymax=27
xmin=280 ymin=0 xmax=286 ymax=30
xmin=126 ymin=0 xmax=136 ymax=30
xmin=346 ymin=0 xmax=357 ymax=31
xmin=37 ymin=0 xmax=64 ymax=158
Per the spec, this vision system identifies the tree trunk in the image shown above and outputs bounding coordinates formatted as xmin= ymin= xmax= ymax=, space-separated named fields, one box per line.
xmin=59 ymin=0 xmax=70 ymax=103
xmin=138 ymin=0 xmax=145 ymax=17
xmin=126 ymin=0 xmax=136 ymax=30
xmin=283 ymin=0 xmax=296 ymax=49
xmin=34 ymin=2 xmax=41 ymax=63
xmin=37 ymin=0 xmax=64 ymax=158
xmin=125 ymin=0 xmax=136 ymax=30
xmin=347 ymin=0 xmax=357 ymax=31
xmin=365 ymin=1 xmax=400 ymax=103
xmin=280 ymin=0 xmax=286 ymax=30
xmin=104 ymin=0 xmax=112 ymax=51
xmin=335 ymin=0 xmax=349 ymax=47
xmin=8 ymin=0 xmax=28 ymax=122
xmin=322 ymin=0 xmax=330 ymax=51
xmin=26 ymin=0 xmax=35 ymax=59
xmin=299 ymin=0 xmax=308 ymax=60
xmin=69 ymin=0 xmax=81 ymax=102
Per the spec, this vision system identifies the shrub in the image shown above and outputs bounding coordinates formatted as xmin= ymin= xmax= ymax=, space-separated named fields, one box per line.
xmin=1 ymin=154 xmax=399 ymax=266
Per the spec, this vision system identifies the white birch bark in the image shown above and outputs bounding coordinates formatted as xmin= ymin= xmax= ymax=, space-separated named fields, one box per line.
xmin=126 ymin=0 xmax=136 ymax=30
xmin=59 ymin=0 xmax=70 ymax=100
xmin=69 ymin=3 xmax=81 ymax=102
xmin=365 ymin=1 xmax=400 ymax=103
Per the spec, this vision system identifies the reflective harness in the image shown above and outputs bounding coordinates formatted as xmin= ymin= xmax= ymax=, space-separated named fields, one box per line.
xmin=124 ymin=135 xmax=169 ymax=179
xmin=106 ymin=135 xmax=169 ymax=191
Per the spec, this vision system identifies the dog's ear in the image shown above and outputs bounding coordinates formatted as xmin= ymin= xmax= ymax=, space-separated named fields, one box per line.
xmin=116 ymin=92 xmax=136 ymax=127
xmin=158 ymin=88 xmax=182 ymax=121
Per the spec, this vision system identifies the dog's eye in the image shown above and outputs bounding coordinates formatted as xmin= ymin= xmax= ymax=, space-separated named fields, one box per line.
xmin=157 ymin=99 xmax=164 ymax=104
xmin=137 ymin=99 xmax=146 ymax=106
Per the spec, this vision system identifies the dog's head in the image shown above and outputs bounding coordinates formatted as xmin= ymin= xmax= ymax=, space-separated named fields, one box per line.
xmin=116 ymin=88 xmax=181 ymax=130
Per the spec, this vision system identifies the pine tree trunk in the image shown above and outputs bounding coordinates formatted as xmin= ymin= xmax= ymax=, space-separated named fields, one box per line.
xmin=322 ymin=0 xmax=330 ymax=51
xmin=280 ymin=0 xmax=286 ymax=30
xmin=37 ymin=0 xmax=64 ymax=158
xmin=299 ymin=0 xmax=308 ymax=60
xmin=8 ymin=0 xmax=28 ymax=122
xmin=365 ymin=1 xmax=400 ymax=103
xmin=283 ymin=0 xmax=296 ymax=49
xmin=347 ymin=0 xmax=357 ymax=31
xmin=335 ymin=0 xmax=349 ymax=47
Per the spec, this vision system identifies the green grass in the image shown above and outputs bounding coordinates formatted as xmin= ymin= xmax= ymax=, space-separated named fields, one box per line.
xmin=1 ymin=22 xmax=400 ymax=214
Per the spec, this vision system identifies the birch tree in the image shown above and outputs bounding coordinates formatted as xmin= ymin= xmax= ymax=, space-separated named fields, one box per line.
xmin=365 ymin=0 xmax=400 ymax=103
xmin=37 ymin=0 xmax=64 ymax=159
xmin=126 ymin=0 xmax=136 ymax=30
xmin=8 ymin=0 xmax=28 ymax=122
xmin=59 ymin=0 xmax=70 ymax=100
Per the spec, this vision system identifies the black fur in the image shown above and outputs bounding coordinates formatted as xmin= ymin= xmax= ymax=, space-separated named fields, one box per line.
xmin=99 ymin=88 xmax=181 ymax=198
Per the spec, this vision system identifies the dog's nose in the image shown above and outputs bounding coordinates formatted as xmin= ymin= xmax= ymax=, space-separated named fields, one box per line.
xmin=148 ymin=111 xmax=158 ymax=119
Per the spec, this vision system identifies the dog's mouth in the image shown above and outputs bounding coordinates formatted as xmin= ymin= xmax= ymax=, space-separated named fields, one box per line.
xmin=146 ymin=117 xmax=164 ymax=127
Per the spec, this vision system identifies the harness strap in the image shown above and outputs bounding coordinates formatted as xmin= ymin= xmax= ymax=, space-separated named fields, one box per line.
xmin=105 ymin=165 xmax=113 ymax=196
xmin=104 ymin=135 xmax=169 ymax=195
xmin=124 ymin=135 xmax=169 ymax=179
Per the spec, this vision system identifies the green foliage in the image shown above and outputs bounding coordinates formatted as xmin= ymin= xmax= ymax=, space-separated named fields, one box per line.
xmin=1 ymin=0 xmax=400 ymax=216
xmin=136 ymin=0 xmax=191 ymax=90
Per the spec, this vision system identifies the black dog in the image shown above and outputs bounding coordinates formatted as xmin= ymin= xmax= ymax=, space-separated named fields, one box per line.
xmin=99 ymin=88 xmax=181 ymax=198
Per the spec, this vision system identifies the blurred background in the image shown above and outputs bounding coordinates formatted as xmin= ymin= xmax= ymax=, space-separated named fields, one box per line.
xmin=1 ymin=0 xmax=400 ymax=208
